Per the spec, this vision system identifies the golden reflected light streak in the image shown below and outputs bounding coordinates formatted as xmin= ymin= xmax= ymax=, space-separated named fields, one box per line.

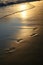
xmin=0 ymin=4 xmax=35 ymax=19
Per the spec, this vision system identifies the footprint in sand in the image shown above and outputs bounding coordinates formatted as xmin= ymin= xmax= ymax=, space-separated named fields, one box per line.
xmin=30 ymin=33 xmax=39 ymax=37
xmin=16 ymin=39 xmax=23 ymax=43
xmin=5 ymin=47 xmax=16 ymax=54
xmin=33 ymin=27 xmax=38 ymax=30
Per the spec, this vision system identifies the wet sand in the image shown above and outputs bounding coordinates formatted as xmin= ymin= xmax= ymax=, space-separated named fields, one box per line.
xmin=0 ymin=1 xmax=43 ymax=65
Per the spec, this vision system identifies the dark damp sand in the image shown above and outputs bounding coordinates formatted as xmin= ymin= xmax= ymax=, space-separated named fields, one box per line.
xmin=0 ymin=1 xmax=43 ymax=65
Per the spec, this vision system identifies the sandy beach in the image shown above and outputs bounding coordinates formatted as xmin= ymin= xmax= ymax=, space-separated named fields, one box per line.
xmin=0 ymin=1 xmax=43 ymax=65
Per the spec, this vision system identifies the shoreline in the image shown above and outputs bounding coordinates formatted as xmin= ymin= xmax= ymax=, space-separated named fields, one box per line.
xmin=0 ymin=0 xmax=40 ymax=7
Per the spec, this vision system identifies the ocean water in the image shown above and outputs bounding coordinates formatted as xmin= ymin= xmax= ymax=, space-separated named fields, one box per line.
xmin=0 ymin=0 xmax=25 ymax=3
